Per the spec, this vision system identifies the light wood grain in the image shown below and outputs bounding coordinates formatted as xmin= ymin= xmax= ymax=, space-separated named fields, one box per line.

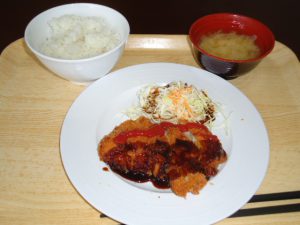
xmin=0 ymin=35 xmax=299 ymax=225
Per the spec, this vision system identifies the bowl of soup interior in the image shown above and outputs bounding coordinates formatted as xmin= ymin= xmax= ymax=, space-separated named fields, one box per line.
xmin=189 ymin=13 xmax=275 ymax=79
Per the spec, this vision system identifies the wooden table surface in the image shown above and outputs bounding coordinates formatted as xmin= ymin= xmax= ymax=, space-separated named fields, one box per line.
xmin=0 ymin=35 xmax=299 ymax=225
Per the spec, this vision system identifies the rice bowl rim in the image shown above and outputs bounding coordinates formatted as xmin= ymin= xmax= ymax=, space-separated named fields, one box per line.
xmin=24 ymin=3 xmax=130 ymax=63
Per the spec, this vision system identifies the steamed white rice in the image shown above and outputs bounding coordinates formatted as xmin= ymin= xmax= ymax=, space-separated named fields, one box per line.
xmin=40 ymin=15 xmax=121 ymax=59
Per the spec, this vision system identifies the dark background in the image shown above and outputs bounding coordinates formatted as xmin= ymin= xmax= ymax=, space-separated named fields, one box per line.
xmin=1 ymin=0 xmax=299 ymax=59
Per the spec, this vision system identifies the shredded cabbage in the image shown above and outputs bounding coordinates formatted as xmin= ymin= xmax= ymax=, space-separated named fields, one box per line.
xmin=125 ymin=81 xmax=216 ymax=125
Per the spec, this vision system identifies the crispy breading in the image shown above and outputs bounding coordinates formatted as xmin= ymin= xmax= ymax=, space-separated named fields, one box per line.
xmin=99 ymin=117 xmax=153 ymax=158
xmin=170 ymin=172 xmax=207 ymax=197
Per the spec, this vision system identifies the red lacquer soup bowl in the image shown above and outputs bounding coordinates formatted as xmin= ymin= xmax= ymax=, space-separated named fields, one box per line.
xmin=189 ymin=13 xmax=275 ymax=79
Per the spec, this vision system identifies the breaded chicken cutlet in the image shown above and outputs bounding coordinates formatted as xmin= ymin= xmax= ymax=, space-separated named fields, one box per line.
xmin=98 ymin=117 xmax=227 ymax=197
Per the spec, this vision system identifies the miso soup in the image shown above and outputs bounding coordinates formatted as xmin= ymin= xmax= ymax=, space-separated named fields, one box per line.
xmin=199 ymin=31 xmax=261 ymax=60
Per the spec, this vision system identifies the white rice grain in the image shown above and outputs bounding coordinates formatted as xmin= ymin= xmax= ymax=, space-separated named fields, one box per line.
xmin=40 ymin=15 xmax=120 ymax=59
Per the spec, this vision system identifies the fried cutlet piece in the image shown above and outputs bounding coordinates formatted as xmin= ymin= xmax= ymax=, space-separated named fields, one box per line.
xmin=99 ymin=117 xmax=153 ymax=159
xmin=98 ymin=117 xmax=227 ymax=197
xmin=166 ymin=139 xmax=226 ymax=197
xmin=102 ymin=140 xmax=171 ymax=187
xmin=170 ymin=173 xmax=207 ymax=196
xmin=165 ymin=127 xmax=190 ymax=145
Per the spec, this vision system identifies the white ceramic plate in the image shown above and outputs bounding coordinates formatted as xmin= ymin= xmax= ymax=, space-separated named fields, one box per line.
xmin=60 ymin=63 xmax=269 ymax=225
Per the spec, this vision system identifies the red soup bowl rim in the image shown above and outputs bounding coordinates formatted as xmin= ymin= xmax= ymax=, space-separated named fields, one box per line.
xmin=189 ymin=13 xmax=275 ymax=63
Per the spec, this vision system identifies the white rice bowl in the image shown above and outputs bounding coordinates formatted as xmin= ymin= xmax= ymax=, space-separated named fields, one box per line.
xmin=24 ymin=3 xmax=130 ymax=84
